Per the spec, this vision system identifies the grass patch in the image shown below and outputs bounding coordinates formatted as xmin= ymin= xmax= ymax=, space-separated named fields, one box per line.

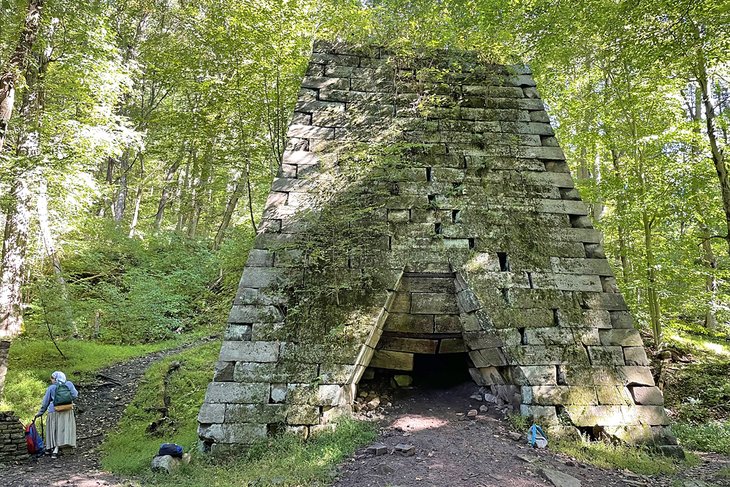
xmin=101 ymin=341 xmax=220 ymax=474
xmin=102 ymin=341 xmax=376 ymax=486
xmin=1 ymin=337 xmax=189 ymax=423
xmin=552 ymin=438 xmax=698 ymax=475
xmin=673 ymin=421 xmax=730 ymax=454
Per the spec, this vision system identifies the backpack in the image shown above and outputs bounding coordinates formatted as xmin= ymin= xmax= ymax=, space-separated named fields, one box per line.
xmin=527 ymin=424 xmax=548 ymax=448
xmin=25 ymin=419 xmax=44 ymax=455
xmin=158 ymin=443 xmax=183 ymax=458
xmin=53 ymin=381 xmax=73 ymax=406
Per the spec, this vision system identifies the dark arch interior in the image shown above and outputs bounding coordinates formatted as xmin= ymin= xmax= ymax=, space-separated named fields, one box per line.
xmin=411 ymin=352 xmax=472 ymax=388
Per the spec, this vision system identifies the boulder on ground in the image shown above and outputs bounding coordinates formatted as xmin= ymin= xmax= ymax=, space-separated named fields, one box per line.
xmin=151 ymin=452 xmax=191 ymax=473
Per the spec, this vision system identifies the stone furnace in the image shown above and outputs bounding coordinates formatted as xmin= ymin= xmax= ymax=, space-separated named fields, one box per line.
xmin=197 ymin=41 xmax=671 ymax=452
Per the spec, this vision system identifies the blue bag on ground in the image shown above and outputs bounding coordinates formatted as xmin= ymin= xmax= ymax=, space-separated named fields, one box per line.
xmin=527 ymin=424 xmax=548 ymax=448
xmin=158 ymin=443 xmax=183 ymax=458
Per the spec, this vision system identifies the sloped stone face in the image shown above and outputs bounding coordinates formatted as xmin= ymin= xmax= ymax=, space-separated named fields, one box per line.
xmin=198 ymin=41 xmax=668 ymax=450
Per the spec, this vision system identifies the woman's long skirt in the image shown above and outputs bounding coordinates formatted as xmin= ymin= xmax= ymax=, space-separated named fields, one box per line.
xmin=46 ymin=409 xmax=76 ymax=449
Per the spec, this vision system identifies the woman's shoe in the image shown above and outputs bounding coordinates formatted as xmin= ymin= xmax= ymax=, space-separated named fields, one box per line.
xmin=51 ymin=453 xmax=58 ymax=459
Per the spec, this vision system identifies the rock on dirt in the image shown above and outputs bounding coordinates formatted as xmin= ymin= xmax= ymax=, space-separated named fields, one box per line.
xmin=541 ymin=467 xmax=582 ymax=487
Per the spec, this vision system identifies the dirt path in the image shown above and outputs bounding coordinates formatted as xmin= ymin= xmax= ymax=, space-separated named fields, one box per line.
xmin=333 ymin=383 xmax=730 ymax=487
xmin=1 ymin=342 xmax=203 ymax=487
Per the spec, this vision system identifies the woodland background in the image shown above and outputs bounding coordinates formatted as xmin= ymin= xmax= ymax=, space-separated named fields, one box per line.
xmin=0 ymin=0 xmax=729 ymax=464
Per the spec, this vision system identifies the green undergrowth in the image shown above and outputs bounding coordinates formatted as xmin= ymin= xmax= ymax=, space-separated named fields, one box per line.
xmin=134 ymin=420 xmax=377 ymax=487
xmin=552 ymin=438 xmax=698 ymax=475
xmin=1 ymin=337 xmax=189 ymax=423
xmin=101 ymin=340 xmax=220 ymax=474
xmin=102 ymin=341 xmax=376 ymax=486
xmin=673 ymin=421 xmax=730 ymax=455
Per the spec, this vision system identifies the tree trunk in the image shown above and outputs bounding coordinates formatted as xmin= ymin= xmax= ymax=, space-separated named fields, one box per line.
xmin=37 ymin=172 xmax=77 ymax=335
xmin=0 ymin=0 xmax=44 ymax=153
xmin=610 ymin=149 xmax=630 ymax=283
xmin=700 ymin=224 xmax=719 ymax=329
xmin=111 ymin=150 xmax=129 ymax=223
xmin=128 ymin=154 xmax=144 ymax=237
xmin=154 ymin=156 xmax=182 ymax=230
xmin=696 ymin=51 xmax=730 ymax=256
xmin=214 ymin=178 xmax=244 ymax=250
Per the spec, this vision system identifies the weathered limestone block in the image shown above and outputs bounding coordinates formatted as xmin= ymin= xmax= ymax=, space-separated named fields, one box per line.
xmin=219 ymin=341 xmax=280 ymax=362
xmin=470 ymin=347 xmax=508 ymax=367
xmin=519 ymin=404 xmax=559 ymax=424
xmin=579 ymin=292 xmax=628 ymax=311
xmin=439 ymin=338 xmax=466 ymax=353
xmin=381 ymin=336 xmax=439 ymax=354
xmin=562 ymin=365 xmax=654 ymax=386
xmin=226 ymin=404 xmax=286 ymax=423
xmin=623 ymin=347 xmax=650 ymax=366
xmin=599 ymin=329 xmax=644 ymax=347
xmin=213 ymin=361 xmax=235 ymax=382
xmin=524 ymin=327 xmax=599 ymax=346
xmin=434 ymin=314 xmax=461 ymax=332
xmin=251 ymin=322 xmax=288 ymax=341
xmin=287 ymin=405 xmax=320 ymax=425
xmin=318 ymin=364 xmax=357 ymax=383
xmin=246 ymin=249 xmax=275 ymax=267
xmin=224 ymin=325 xmax=252 ymax=341
xmin=469 ymin=366 xmax=506 ymax=385
xmin=411 ymin=292 xmax=459 ymax=314
xmin=630 ymin=386 xmax=664 ymax=405
xmin=234 ymin=362 xmax=318 ymax=383
xmin=198 ymin=423 xmax=267 ymax=444
xmin=610 ymin=311 xmax=635 ymax=329
xmin=587 ymin=346 xmax=625 ymax=365
xmin=550 ymin=257 xmax=613 ymax=276
xmin=239 ymin=267 xmax=280 ymax=289
xmin=596 ymin=386 xmax=634 ymax=405
xmin=507 ymin=345 xmax=589 ymax=366
xmin=228 ymin=305 xmax=284 ymax=324
xmin=197 ymin=403 xmax=226 ymax=424
xmin=204 ymin=383 xmax=270 ymax=404
xmin=463 ymin=330 xmax=503 ymax=350
xmin=369 ymin=350 xmax=414 ymax=371
xmin=522 ymin=386 xmax=598 ymax=406
xmin=509 ymin=365 xmax=557 ymax=386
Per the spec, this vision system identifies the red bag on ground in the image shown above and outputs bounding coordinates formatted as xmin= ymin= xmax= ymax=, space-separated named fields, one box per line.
xmin=25 ymin=419 xmax=44 ymax=455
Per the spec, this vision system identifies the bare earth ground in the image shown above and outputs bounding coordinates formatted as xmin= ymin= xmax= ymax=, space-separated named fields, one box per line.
xmin=0 ymin=344 xmax=200 ymax=487
xmin=2 ymin=354 xmax=729 ymax=487
xmin=333 ymin=383 xmax=730 ymax=487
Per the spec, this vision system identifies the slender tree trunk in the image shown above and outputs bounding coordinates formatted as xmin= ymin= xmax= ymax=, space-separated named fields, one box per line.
xmin=642 ymin=212 xmax=661 ymax=347
xmin=111 ymin=150 xmax=129 ymax=223
xmin=214 ymin=179 xmax=244 ymax=250
xmin=154 ymin=155 xmax=182 ymax=230
xmin=128 ymin=154 xmax=144 ymax=237
xmin=610 ymin=149 xmax=630 ymax=283
xmin=696 ymin=52 xmax=730 ymax=256
xmin=699 ymin=224 xmax=719 ymax=329
xmin=37 ymin=172 xmax=77 ymax=335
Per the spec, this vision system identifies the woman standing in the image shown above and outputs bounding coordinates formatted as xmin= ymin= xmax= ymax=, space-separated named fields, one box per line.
xmin=35 ymin=371 xmax=78 ymax=458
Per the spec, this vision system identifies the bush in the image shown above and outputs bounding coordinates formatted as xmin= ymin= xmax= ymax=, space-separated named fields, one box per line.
xmin=673 ymin=421 xmax=730 ymax=454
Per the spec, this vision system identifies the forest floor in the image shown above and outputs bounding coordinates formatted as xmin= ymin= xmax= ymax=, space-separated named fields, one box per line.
xmin=0 ymin=343 xmax=202 ymax=487
xmin=3 ymin=354 xmax=730 ymax=487
xmin=333 ymin=382 xmax=730 ymax=487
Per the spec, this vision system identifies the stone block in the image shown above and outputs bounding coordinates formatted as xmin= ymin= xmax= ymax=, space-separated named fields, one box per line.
xmin=197 ymin=403 xmax=225 ymax=423
xmin=286 ymin=405 xmax=320 ymax=425
xmin=623 ymin=347 xmax=649 ymax=366
xmin=522 ymin=386 xmax=597 ymax=406
xmin=301 ymin=76 xmax=349 ymax=90
xmin=239 ymin=267 xmax=280 ymax=289
xmin=435 ymin=314 xmax=461 ymax=332
xmin=456 ymin=289 xmax=481 ymax=312
xmin=270 ymin=384 xmax=287 ymax=403
xmin=469 ymin=347 xmax=507 ymax=367
xmin=579 ymin=292 xmax=627 ymax=310
xmin=463 ymin=330 xmax=503 ymax=350
xmin=383 ymin=313 xmax=434 ymax=333
xmin=246 ymin=249 xmax=275 ymax=267
xmin=316 ymin=385 xmax=345 ymax=406
xmin=213 ymin=361 xmax=235 ymax=382
xmin=381 ymin=336 xmax=439 ymax=354
xmin=587 ymin=346 xmax=625 ymax=365
xmin=609 ymin=311 xmax=634 ymax=329
xmin=524 ymin=327 xmax=599 ymax=346
xmin=198 ymin=423 xmax=267 ymax=444
xmin=630 ymin=386 xmax=664 ymax=405
xmin=251 ymin=322 xmax=288 ymax=341
xmin=599 ymin=329 xmax=643 ymax=346
xmin=226 ymin=404 xmax=286 ymax=423
xmin=509 ymin=365 xmax=557 ymax=386
xmin=219 ymin=341 xmax=279 ymax=362
xmin=369 ymin=350 xmax=414 ymax=371
xmin=388 ymin=292 xmax=411 ymax=313
xmin=318 ymin=364 xmax=356 ymax=383
xmin=234 ymin=361 xmax=318 ymax=383
xmin=469 ymin=366 xmax=506 ymax=385
xmin=519 ymin=404 xmax=558 ymax=424
xmin=550 ymin=257 xmax=613 ymax=276
xmin=595 ymin=386 xmax=634 ymax=405
xmin=224 ymin=324 xmax=252 ymax=341
xmin=622 ymin=366 xmax=655 ymax=386
xmin=439 ymin=338 xmax=466 ymax=353
xmin=228 ymin=305 xmax=284 ymax=324
xmin=204 ymin=383 xmax=269 ymax=404
xmin=411 ymin=293 xmax=459 ymax=314
xmin=507 ymin=345 xmax=589 ymax=366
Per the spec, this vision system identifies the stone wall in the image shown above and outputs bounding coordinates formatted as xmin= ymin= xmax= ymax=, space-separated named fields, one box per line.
xmin=198 ymin=41 xmax=671 ymax=451
xmin=0 ymin=412 xmax=29 ymax=463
